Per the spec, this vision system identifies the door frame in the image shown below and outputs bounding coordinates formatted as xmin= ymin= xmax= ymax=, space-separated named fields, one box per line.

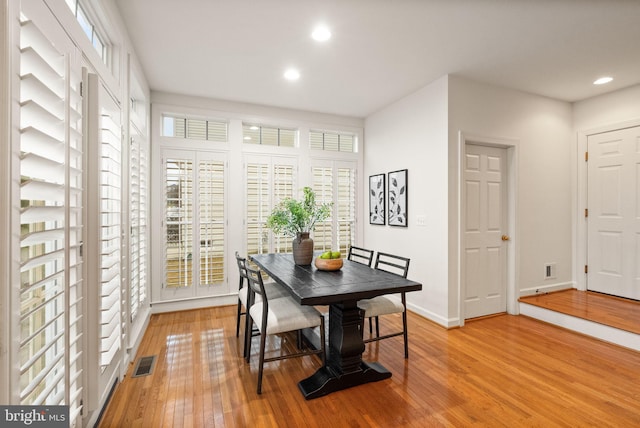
xmin=458 ymin=132 xmax=518 ymax=326
xmin=576 ymin=119 xmax=640 ymax=292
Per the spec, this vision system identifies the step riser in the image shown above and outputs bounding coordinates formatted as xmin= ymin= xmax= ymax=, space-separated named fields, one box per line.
xmin=519 ymin=302 xmax=640 ymax=352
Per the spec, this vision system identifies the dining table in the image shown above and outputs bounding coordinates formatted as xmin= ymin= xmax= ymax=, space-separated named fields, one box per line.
xmin=249 ymin=252 xmax=422 ymax=400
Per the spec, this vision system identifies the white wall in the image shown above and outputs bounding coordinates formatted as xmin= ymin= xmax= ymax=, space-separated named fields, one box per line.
xmin=364 ymin=75 xmax=575 ymax=327
xmin=449 ymin=76 xmax=574 ymax=320
xmin=364 ymin=75 xmax=450 ymax=326
xmin=573 ymin=84 xmax=640 ymax=131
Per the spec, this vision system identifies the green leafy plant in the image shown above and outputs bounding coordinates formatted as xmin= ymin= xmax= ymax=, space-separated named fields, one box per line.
xmin=266 ymin=187 xmax=332 ymax=237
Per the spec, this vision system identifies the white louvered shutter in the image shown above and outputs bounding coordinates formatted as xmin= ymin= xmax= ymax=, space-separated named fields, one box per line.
xmin=16 ymin=1 xmax=84 ymax=425
xmin=198 ymin=159 xmax=225 ymax=286
xmin=311 ymin=162 xmax=357 ymax=252
xmin=312 ymin=167 xmax=334 ymax=250
xmin=246 ymin=156 xmax=296 ymax=255
xmin=337 ymin=167 xmax=357 ymax=254
xmin=98 ymin=88 xmax=123 ymax=370
xmin=164 ymin=157 xmax=193 ymax=289
xmin=129 ymin=130 xmax=148 ymax=319
xmin=162 ymin=152 xmax=225 ymax=293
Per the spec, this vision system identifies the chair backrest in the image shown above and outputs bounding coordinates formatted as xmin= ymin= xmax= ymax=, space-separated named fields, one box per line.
xmin=348 ymin=246 xmax=375 ymax=267
xmin=374 ymin=252 xmax=410 ymax=278
xmin=235 ymin=251 xmax=248 ymax=290
xmin=245 ymin=265 xmax=268 ymax=306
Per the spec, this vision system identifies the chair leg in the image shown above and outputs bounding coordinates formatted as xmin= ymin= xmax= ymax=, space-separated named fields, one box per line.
xmin=402 ymin=294 xmax=408 ymax=358
xmin=402 ymin=311 xmax=408 ymax=358
xmin=244 ymin=316 xmax=253 ymax=363
xmin=257 ymin=330 xmax=267 ymax=394
xmin=375 ymin=316 xmax=380 ymax=338
xmin=368 ymin=317 xmax=373 ymax=335
xmin=319 ymin=316 xmax=326 ymax=365
xmin=236 ymin=300 xmax=242 ymax=337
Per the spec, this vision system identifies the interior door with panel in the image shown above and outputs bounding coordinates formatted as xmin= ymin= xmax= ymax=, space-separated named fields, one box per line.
xmin=463 ymin=144 xmax=508 ymax=319
xmin=587 ymin=126 xmax=640 ymax=300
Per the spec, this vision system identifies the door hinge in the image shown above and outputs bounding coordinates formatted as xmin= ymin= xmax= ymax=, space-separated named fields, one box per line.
xmin=584 ymin=264 xmax=588 ymax=274
xmin=585 ymin=151 xmax=589 ymax=161
xmin=79 ymin=81 xmax=83 ymax=97
xmin=585 ymin=208 xmax=588 ymax=217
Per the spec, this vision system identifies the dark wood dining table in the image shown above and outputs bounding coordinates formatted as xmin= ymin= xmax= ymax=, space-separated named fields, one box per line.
xmin=249 ymin=252 xmax=422 ymax=400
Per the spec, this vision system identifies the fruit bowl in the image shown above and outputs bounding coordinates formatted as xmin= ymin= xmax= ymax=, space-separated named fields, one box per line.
xmin=315 ymin=257 xmax=343 ymax=271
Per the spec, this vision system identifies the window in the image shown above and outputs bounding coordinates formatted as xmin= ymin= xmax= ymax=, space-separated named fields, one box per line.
xmin=129 ymin=132 xmax=148 ymax=320
xmin=65 ymin=0 xmax=107 ymax=63
xmin=243 ymin=124 xmax=296 ymax=147
xmin=97 ymin=93 xmax=123 ymax=371
xmin=310 ymin=130 xmax=356 ymax=153
xmin=246 ymin=156 xmax=296 ymax=255
xmin=312 ymin=162 xmax=357 ymax=253
xmin=162 ymin=115 xmax=228 ymax=142
xmin=163 ymin=152 xmax=226 ymax=292
xmin=16 ymin=2 xmax=84 ymax=424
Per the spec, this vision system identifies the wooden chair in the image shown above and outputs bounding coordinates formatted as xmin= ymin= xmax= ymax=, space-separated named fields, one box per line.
xmin=347 ymin=245 xmax=375 ymax=267
xmin=245 ymin=265 xmax=326 ymax=394
xmin=235 ymin=252 xmax=287 ymax=357
xmin=357 ymin=252 xmax=411 ymax=358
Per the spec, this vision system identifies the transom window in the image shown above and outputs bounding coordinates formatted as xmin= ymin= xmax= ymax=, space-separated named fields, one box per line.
xmin=162 ymin=115 xmax=228 ymax=142
xmin=310 ymin=130 xmax=356 ymax=153
xmin=243 ymin=124 xmax=297 ymax=147
xmin=65 ymin=0 xmax=107 ymax=63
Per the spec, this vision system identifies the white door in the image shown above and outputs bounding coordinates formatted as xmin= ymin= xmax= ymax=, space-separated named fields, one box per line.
xmin=463 ymin=144 xmax=508 ymax=319
xmin=587 ymin=126 xmax=640 ymax=300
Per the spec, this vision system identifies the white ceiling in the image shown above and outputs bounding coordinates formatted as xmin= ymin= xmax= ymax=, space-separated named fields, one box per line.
xmin=114 ymin=0 xmax=640 ymax=118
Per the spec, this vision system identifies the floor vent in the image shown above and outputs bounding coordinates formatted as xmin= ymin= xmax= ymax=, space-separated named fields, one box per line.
xmin=132 ymin=355 xmax=156 ymax=377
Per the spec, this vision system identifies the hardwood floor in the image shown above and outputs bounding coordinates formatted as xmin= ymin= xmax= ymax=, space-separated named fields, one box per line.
xmin=519 ymin=289 xmax=640 ymax=335
xmin=98 ymin=307 xmax=640 ymax=427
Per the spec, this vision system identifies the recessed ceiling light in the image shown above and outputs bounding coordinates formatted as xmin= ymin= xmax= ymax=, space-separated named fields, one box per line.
xmin=593 ymin=76 xmax=613 ymax=85
xmin=284 ymin=69 xmax=300 ymax=81
xmin=312 ymin=25 xmax=331 ymax=42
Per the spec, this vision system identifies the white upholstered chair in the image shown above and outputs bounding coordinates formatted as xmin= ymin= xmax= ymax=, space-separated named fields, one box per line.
xmin=245 ymin=265 xmax=325 ymax=394
xmin=235 ymin=252 xmax=287 ymax=358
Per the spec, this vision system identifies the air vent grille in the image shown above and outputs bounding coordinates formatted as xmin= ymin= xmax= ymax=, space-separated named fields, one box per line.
xmin=132 ymin=355 xmax=156 ymax=377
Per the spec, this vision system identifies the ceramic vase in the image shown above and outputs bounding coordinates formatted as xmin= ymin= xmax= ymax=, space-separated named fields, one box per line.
xmin=292 ymin=232 xmax=313 ymax=265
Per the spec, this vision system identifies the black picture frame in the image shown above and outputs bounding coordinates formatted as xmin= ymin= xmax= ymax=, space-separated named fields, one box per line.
xmin=369 ymin=174 xmax=385 ymax=225
xmin=388 ymin=169 xmax=408 ymax=227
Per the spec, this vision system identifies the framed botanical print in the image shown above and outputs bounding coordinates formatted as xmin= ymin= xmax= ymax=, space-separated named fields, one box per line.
xmin=369 ymin=174 xmax=385 ymax=225
xmin=388 ymin=169 xmax=408 ymax=227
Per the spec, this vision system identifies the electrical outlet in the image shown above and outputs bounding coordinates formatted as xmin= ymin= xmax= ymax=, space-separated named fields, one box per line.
xmin=416 ymin=215 xmax=426 ymax=226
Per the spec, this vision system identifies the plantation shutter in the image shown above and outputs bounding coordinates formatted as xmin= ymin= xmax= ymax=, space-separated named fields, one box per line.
xmin=162 ymin=152 xmax=225 ymax=294
xmin=198 ymin=159 xmax=225 ymax=286
xmin=311 ymin=167 xmax=334 ymax=250
xmin=129 ymin=131 xmax=148 ymax=319
xmin=311 ymin=162 xmax=357 ymax=252
xmin=98 ymin=87 xmax=123 ymax=369
xmin=164 ymin=158 xmax=193 ymax=289
xmin=245 ymin=156 xmax=296 ymax=255
xmin=337 ymin=167 xmax=357 ymax=254
xmin=16 ymin=1 xmax=84 ymax=424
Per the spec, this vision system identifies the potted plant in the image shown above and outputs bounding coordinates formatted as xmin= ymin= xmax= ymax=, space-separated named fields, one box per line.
xmin=266 ymin=187 xmax=332 ymax=265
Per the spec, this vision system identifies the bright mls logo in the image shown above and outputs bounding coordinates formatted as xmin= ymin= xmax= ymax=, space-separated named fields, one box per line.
xmin=1 ymin=406 xmax=68 ymax=427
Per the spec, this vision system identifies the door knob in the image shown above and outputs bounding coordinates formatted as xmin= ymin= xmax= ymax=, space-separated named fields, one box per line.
xmin=501 ymin=235 xmax=510 ymax=241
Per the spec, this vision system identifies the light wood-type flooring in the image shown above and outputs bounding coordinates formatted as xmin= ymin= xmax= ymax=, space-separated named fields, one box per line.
xmin=98 ymin=304 xmax=640 ymax=427
xmin=519 ymin=289 xmax=640 ymax=335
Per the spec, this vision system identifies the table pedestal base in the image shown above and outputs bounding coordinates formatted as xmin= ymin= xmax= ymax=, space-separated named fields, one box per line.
xmin=298 ymin=362 xmax=391 ymax=400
